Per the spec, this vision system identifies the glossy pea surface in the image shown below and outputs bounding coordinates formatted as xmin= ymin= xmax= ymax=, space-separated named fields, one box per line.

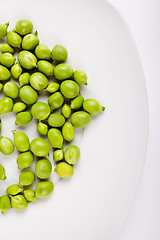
xmin=11 ymin=63 xmax=22 ymax=80
xmin=0 ymin=136 xmax=14 ymax=155
xmin=0 ymin=53 xmax=16 ymax=68
xmin=6 ymin=184 xmax=23 ymax=195
xmin=12 ymin=130 xmax=30 ymax=152
xmin=0 ymin=43 xmax=14 ymax=54
xmin=31 ymin=102 xmax=50 ymax=120
xmin=6 ymin=31 xmax=22 ymax=48
xmin=64 ymin=145 xmax=80 ymax=165
xmin=24 ymin=190 xmax=37 ymax=202
xmin=62 ymin=122 xmax=75 ymax=142
xmin=30 ymin=72 xmax=48 ymax=90
xmin=15 ymin=111 xmax=32 ymax=125
xmin=3 ymin=82 xmax=19 ymax=99
xmin=11 ymin=195 xmax=28 ymax=210
xmin=13 ymin=102 xmax=26 ymax=113
xmin=35 ymin=159 xmax=52 ymax=179
xmin=19 ymin=170 xmax=35 ymax=186
xmin=60 ymin=80 xmax=79 ymax=99
xmin=83 ymin=99 xmax=105 ymax=115
xmin=0 ymin=195 xmax=11 ymax=214
xmin=19 ymin=85 xmax=38 ymax=105
xmin=19 ymin=72 xmax=30 ymax=87
xmin=53 ymin=149 xmax=63 ymax=162
xmin=22 ymin=31 xmax=39 ymax=51
xmin=54 ymin=162 xmax=74 ymax=178
xmin=48 ymin=128 xmax=63 ymax=149
xmin=0 ymin=83 xmax=3 ymax=92
xmin=48 ymin=113 xmax=65 ymax=127
xmin=45 ymin=82 xmax=59 ymax=93
xmin=54 ymin=63 xmax=73 ymax=80
xmin=48 ymin=92 xmax=64 ymax=111
xmin=35 ymin=181 xmax=54 ymax=198
xmin=17 ymin=151 xmax=34 ymax=170
xmin=18 ymin=50 xmax=37 ymax=70
xmin=71 ymin=111 xmax=91 ymax=128
xmin=15 ymin=19 xmax=33 ymax=35
xmin=52 ymin=44 xmax=68 ymax=62
xmin=0 ymin=22 xmax=9 ymax=38
xmin=30 ymin=138 xmax=50 ymax=157
xmin=0 ymin=97 xmax=13 ymax=114
xmin=61 ymin=104 xmax=71 ymax=118
xmin=70 ymin=95 xmax=84 ymax=110
xmin=73 ymin=70 xmax=88 ymax=85
xmin=37 ymin=60 xmax=54 ymax=77
xmin=0 ymin=65 xmax=10 ymax=81
xmin=35 ymin=44 xmax=51 ymax=60
xmin=0 ymin=164 xmax=6 ymax=180
xmin=37 ymin=122 xmax=48 ymax=136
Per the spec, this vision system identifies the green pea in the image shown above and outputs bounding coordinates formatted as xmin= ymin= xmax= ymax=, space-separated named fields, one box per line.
xmin=45 ymin=82 xmax=59 ymax=93
xmin=0 ymin=22 xmax=9 ymax=38
xmin=0 ymin=53 xmax=16 ymax=68
xmin=3 ymin=82 xmax=19 ymax=98
xmin=0 ymin=195 xmax=11 ymax=214
xmin=0 ymin=83 xmax=3 ymax=92
xmin=60 ymin=80 xmax=79 ymax=98
xmin=83 ymin=99 xmax=105 ymax=115
xmin=6 ymin=184 xmax=23 ymax=195
xmin=35 ymin=181 xmax=54 ymax=198
xmin=48 ymin=128 xmax=63 ymax=149
xmin=35 ymin=159 xmax=52 ymax=179
xmin=30 ymin=138 xmax=50 ymax=157
xmin=35 ymin=44 xmax=51 ymax=60
xmin=54 ymin=162 xmax=73 ymax=178
xmin=11 ymin=62 xmax=22 ymax=80
xmin=73 ymin=70 xmax=88 ymax=85
xmin=12 ymin=130 xmax=30 ymax=152
xmin=48 ymin=92 xmax=64 ymax=111
xmin=15 ymin=19 xmax=33 ymax=35
xmin=0 ymin=97 xmax=13 ymax=114
xmin=71 ymin=111 xmax=91 ymax=128
xmin=31 ymin=102 xmax=51 ymax=120
xmin=0 ymin=43 xmax=14 ymax=54
xmin=11 ymin=195 xmax=28 ymax=210
xmin=6 ymin=31 xmax=22 ymax=48
xmin=37 ymin=60 xmax=54 ymax=77
xmin=15 ymin=111 xmax=32 ymax=125
xmin=22 ymin=31 xmax=39 ymax=51
xmin=30 ymin=72 xmax=48 ymax=91
xmin=61 ymin=104 xmax=71 ymax=118
xmin=70 ymin=95 xmax=84 ymax=110
xmin=19 ymin=72 xmax=30 ymax=87
xmin=17 ymin=151 xmax=34 ymax=170
xmin=0 ymin=136 xmax=14 ymax=155
xmin=24 ymin=189 xmax=38 ymax=202
xmin=64 ymin=145 xmax=80 ymax=165
xmin=37 ymin=122 xmax=48 ymax=136
xmin=53 ymin=149 xmax=63 ymax=162
xmin=51 ymin=44 xmax=68 ymax=62
xmin=19 ymin=85 xmax=38 ymax=105
xmin=18 ymin=50 xmax=37 ymax=70
xmin=0 ymin=164 xmax=6 ymax=180
xmin=19 ymin=170 xmax=35 ymax=186
xmin=54 ymin=63 xmax=73 ymax=80
xmin=0 ymin=65 xmax=10 ymax=81
xmin=13 ymin=102 xmax=26 ymax=113
xmin=48 ymin=113 xmax=65 ymax=127
xmin=62 ymin=122 xmax=75 ymax=142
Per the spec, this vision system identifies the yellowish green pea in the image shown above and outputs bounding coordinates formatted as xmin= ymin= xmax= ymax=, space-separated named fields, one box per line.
xmin=15 ymin=111 xmax=32 ymax=125
xmin=48 ymin=92 xmax=64 ymax=111
xmin=24 ymin=189 xmax=38 ymax=202
xmin=30 ymin=72 xmax=48 ymax=91
xmin=6 ymin=31 xmax=22 ymax=48
xmin=64 ymin=145 xmax=80 ymax=165
xmin=62 ymin=122 xmax=75 ymax=142
xmin=19 ymin=85 xmax=38 ymax=105
xmin=35 ymin=180 xmax=54 ymax=198
xmin=35 ymin=44 xmax=51 ymax=60
xmin=6 ymin=184 xmax=23 ymax=195
xmin=71 ymin=111 xmax=91 ymax=128
xmin=22 ymin=31 xmax=39 ymax=51
xmin=0 ymin=43 xmax=14 ymax=54
xmin=45 ymin=82 xmax=59 ymax=93
xmin=18 ymin=50 xmax=37 ymax=70
xmin=11 ymin=195 xmax=28 ymax=210
xmin=70 ymin=95 xmax=84 ymax=110
xmin=19 ymin=72 xmax=30 ymax=87
xmin=15 ymin=19 xmax=33 ymax=35
xmin=0 ymin=65 xmax=11 ymax=81
xmin=48 ymin=113 xmax=65 ymax=127
xmin=0 ymin=22 xmax=9 ymax=38
xmin=37 ymin=121 xmax=48 ymax=136
xmin=73 ymin=70 xmax=88 ymax=85
xmin=13 ymin=102 xmax=26 ymax=113
xmin=60 ymin=80 xmax=79 ymax=99
xmin=12 ymin=130 xmax=30 ymax=152
xmin=83 ymin=98 xmax=105 ymax=115
xmin=54 ymin=63 xmax=73 ymax=80
xmin=51 ymin=44 xmax=68 ymax=62
xmin=0 ymin=83 xmax=3 ymax=92
xmin=11 ymin=62 xmax=22 ymax=80
xmin=30 ymin=138 xmax=50 ymax=157
xmin=19 ymin=170 xmax=35 ymax=186
xmin=0 ymin=53 xmax=16 ymax=68
xmin=0 ymin=97 xmax=13 ymax=114
xmin=53 ymin=149 xmax=64 ymax=162
xmin=31 ymin=102 xmax=51 ymax=120
xmin=0 ymin=164 xmax=6 ymax=180
xmin=0 ymin=195 xmax=11 ymax=214
xmin=61 ymin=104 xmax=71 ymax=118
xmin=35 ymin=159 xmax=52 ymax=179
xmin=3 ymin=82 xmax=19 ymax=99
xmin=0 ymin=136 xmax=14 ymax=155
xmin=48 ymin=128 xmax=63 ymax=149
xmin=37 ymin=60 xmax=54 ymax=77
xmin=54 ymin=162 xmax=74 ymax=178
xmin=17 ymin=151 xmax=34 ymax=170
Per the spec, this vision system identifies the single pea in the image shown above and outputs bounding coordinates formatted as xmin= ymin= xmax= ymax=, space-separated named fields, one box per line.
xmin=54 ymin=162 xmax=74 ymax=178
xmin=45 ymin=82 xmax=59 ymax=93
xmin=37 ymin=121 xmax=48 ymax=136
xmin=19 ymin=170 xmax=35 ymax=186
xmin=3 ymin=82 xmax=19 ymax=99
xmin=0 ymin=136 xmax=14 ymax=155
xmin=35 ymin=159 xmax=52 ymax=179
xmin=12 ymin=130 xmax=30 ymax=152
xmin=30 ymin=138 xmax=50 ymax=157
xmin=0 ymin=97 xmax=13 ymax=114
xmin=0 ymin=53 xmax=16 ymax=68
xmin=35 ymin=44 xmax=51 ymax=60
xmin=51 ymin=44 xmax=68 ymax=62
xmin=48 ymin=113 xmax=65 ymax=127
xmin=48 ymin=128 xmax=63 ymax=149
xmin=35 ymin=181 xmax=54 ymax=198
xmin=30 ymin=72 xmax=48 ymax=91
xmin=61 ymin=104 xmax=71 ymax=118
xmin=71 ymin=111 xmax=91 ymax=128
xmin=73 ymin=70 xmax=88 ymax=85
xmin=0 ymin=22 xmax=9 ymax=38
xmin=13 ymin=102 xmax=26 ymax=113
xmin=24 ymin=189 xmax=38 ymax=202
xmin=37 ymin=60 xmax=54 ymax=77
xmin=19 ymin=72 xmax=30 ymax=87
xmin=0 ymin=164 xmax=6 ymax=180
xmin=15 ymin=19 xmax=33 ymax=35
xmin=62 ymin=122 xmax=75 ymax=142
xmin=17 ymin=151 xmax=34 ymax=170
xmin=6 ymin=184 xmax=23 ymax=196
xmin=19 ymin=85 xmax=38 ymax=105
xmin=53 ymin=149 xmax=64 ymax=162
xmin=70 ymin=95 xmax=84 ymax=110
xmin=31 ymin=102 xmax=51 ymax=120
xmin=64 ymin=145 xmax=80 ymax=165
xmin=11 ymin=62 xmax=22 ymax=80
xmin=0 ymin=195 xmax=11 ymax=214
xmin=6 ymin=31 xmax=22 ymax=48
xmin=60 ymin=80 xmax=79 ymax=99
xmin=15 ymin=111 xmax=32 ymax=125
xmin=18 ymin=50 xmax=37 ymax=70
xmin=0 ymin=43 xmax=14 ymax=54
xmin=0 ymin=83 xmax=3 ymax=92
xmin=54 ymin=63 xmax=73 ymax=80
xmin=0 ymin=65 xmax=10 ymax=81
xmin=48 ymin=92 xmax=64 ymax=111
xmin=22 ymin=31 xmax=39 ymax=51
xmin=11 ymin=195 xmax=28 ymax=210
xmin=83 ymin=99 xmax=105 ymax=115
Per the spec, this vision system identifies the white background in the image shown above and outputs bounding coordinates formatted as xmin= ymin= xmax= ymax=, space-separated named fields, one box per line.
xmin=112 ymin=0 xmax=160 ymax=239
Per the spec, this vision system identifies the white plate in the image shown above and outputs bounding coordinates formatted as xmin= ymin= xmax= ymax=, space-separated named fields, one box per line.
xmin=0 ymin=0 xmax=148 ymax=239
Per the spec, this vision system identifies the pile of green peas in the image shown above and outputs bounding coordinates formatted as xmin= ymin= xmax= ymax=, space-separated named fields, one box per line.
xmin=0 ymin=19 xmax=105 ymax=214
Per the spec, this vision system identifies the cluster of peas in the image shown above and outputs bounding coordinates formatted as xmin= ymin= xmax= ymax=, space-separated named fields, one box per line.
xmin=0 ymin=20 xmax=105 ymax=214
